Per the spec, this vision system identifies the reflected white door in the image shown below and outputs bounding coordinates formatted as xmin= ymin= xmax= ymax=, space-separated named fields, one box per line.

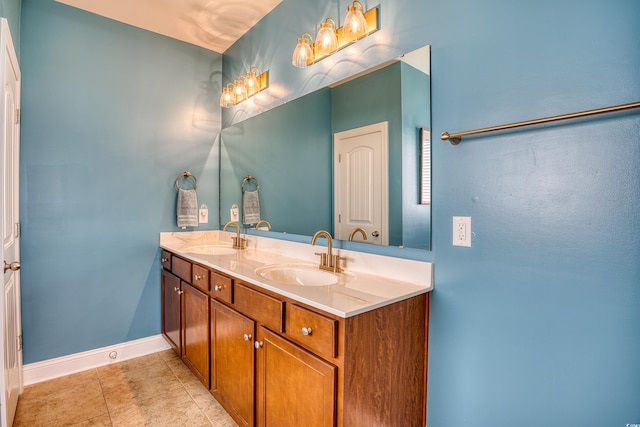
xmin=0 ymin=18 xmax=22 ymax=427
xmin=334 ymin=122 xmax=388 ymax=245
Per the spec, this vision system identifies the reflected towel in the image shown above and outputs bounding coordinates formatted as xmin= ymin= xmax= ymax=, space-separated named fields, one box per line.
xmin=243 ymin=190 xmax=260 ymax=225
xmin=177 ymin=188 xmax=198 ymax=228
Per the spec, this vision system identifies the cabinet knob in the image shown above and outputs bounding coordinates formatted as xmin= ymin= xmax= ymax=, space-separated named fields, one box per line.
xmin=161 ymin=258 xmax=169 ymax=263
xmin=177 ymin=290 xmax=184 ymax=295
xmin=372 ymin=231 xmax=380 ymax=237
xmin=214 ymin=285 xmax=223 ymax=291
xmin=254 ymin=341 xmax=264 ymax=349
xmin=243 ymin=333 xmax=252 ymax=341
xmin=173 ymin=286 xmax=179 ymax=292
xmin=301 ymin=327 xmax=313 ymax=336
xmin=194 ymin=274 xmax=203 ymax=281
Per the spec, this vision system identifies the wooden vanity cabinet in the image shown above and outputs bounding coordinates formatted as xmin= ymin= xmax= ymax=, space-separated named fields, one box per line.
xmin=255 ymin=326 xmax=337 ymax=427
xmin=161 ymin=249 xmax=429 ymax=427
xmin=161 ymin=268 xmax=181 ymax=355
xmin=210 ymin=299 xmax=255 ymax=427
xmin=161 ymin=253 xmax=211 ymax=387
xmin=181 ymin=282 xmax=210 ymax=388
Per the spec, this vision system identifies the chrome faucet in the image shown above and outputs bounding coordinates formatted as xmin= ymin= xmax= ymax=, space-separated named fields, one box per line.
xmin=255 ymin=219 xmax=271 ymax=230
xmin=311 ymin=230 xmax=344 ymax=273
xmin=348 ymin=227 xmax=367 ymax=242
xmin=223 ymin=221 xmax=247 ymax=249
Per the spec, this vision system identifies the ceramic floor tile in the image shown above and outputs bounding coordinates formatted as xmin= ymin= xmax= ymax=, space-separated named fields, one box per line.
xmin=14 ymin=369 xmax=108 ymax=427
xmin=13 ymin=351 xmax=238 ymax=427
xmin=109 ymin=386 xmax=212 ymax=427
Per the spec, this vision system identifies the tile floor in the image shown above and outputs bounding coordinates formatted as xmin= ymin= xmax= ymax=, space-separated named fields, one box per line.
xmin=13 ymin=350 xmax=238 ymax=427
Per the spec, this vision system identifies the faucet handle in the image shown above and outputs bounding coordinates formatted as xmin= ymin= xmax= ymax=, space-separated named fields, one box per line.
xmin=314 ymin=252 xmax=328 ymax=267
xmin=332 ymin=255 xmax=346 ymax=273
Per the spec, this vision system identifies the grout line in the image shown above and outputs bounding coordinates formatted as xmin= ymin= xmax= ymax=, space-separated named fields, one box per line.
xmin=94 ymin=367 xmax=115 ymax=427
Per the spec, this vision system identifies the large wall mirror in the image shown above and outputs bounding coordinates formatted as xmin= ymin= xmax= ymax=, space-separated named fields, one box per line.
xmin=220 ymin=45 xmax=431 ymax=251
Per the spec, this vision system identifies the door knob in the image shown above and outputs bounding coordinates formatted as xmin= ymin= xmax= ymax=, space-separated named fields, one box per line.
xmin=3 ymin=261 xmax=20 ymax=273
xmin=371 ymin=231 xmax=380 ymax=237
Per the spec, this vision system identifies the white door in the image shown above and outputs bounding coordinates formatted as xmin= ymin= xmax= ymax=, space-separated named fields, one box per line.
xmin=0 ymin=18 xmax=21 ymax=427
xmin=334 ymin=122 xmax=388 ymax=245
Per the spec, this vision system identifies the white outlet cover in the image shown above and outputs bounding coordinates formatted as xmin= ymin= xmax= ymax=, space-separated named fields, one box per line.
xmin=453 ymin=216 xmax=472 ymax=247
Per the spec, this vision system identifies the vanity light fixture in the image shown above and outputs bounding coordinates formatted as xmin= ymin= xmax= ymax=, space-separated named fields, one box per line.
xmin=314 ymin=18 xmax=338 ymax=56
xmin=219 ymin=66 xmax=269 ymax=108
xmin=343 ymin=1 xmax=368 ymax=41
xmin=291 ymin=1 xmax=379 ymax=69
xmin=292 ymin=33 xmax=314 ymax=68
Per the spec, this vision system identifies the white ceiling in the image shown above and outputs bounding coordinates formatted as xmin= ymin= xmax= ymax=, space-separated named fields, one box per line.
xmin=55 ymin=0 xmax=283 ymax=53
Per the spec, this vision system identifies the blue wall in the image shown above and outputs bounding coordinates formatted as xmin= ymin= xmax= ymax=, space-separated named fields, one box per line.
xmin=19 ymin=0 xmax=221 ymax=363
xmin=224 ymin=0 xmax=640 ymax=425
xmin=220 ymin=88 xmax=332 ymax=234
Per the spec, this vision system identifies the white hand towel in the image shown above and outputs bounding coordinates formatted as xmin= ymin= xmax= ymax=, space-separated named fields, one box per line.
xmin=243 ymin=190 xmax=260 ymax=225
xmin=177 ymin=188 xmax=198 ymax=228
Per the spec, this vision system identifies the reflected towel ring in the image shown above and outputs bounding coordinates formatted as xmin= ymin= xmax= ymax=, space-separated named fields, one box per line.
xmin=176 ymin=171 xmax=198 ymax=190
xmin=242 ymin=175 xmax=260 ymax=192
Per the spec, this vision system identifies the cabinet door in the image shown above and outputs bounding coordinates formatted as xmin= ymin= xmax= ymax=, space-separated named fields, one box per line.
xmin=182 ymin=282 xmax=210 ymax=387
xmin=161 ymin=269 xmax=181 ymax=355
xmin=256 ymin=326 xmax=337 ymax=427
xmin=210 ymin=299 xmax=254 ymax=427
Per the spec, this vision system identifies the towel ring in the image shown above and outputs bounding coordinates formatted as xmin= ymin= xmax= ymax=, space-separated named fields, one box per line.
xmin=242 ymin=175 xmax=260 ymax=192
xmin=176 ymin=171 xmax=198 ymax=190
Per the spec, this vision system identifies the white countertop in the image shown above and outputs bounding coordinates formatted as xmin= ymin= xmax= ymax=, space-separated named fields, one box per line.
xmin=160 ymin=231 xmax=433 ymax=318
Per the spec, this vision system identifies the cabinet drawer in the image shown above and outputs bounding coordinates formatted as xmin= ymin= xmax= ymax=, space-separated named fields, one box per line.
xmin=172 ymin=256 xmax=192 ymax=283
xmin=192 ymin=264 xmax=209 ymax=292
xmin=210 ymin=270 xmax=233 ymax=304
xmin=285 ymin=304 xmax=337 ymax=359
xmin=234 ymin=283 xmax=283 ymax=333
xmin=161 ymin=250 xmax=171 ymax=271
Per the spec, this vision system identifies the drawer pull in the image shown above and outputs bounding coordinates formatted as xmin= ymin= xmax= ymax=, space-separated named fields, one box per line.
xmin=301 ymin=327 xmax=313 ymax=336
xmin=243 ymin=333 xmax=252 ymax=341
xmin=214 ymin=285 xmax=223 ymax=291
xmin=254 ymin=341 xmax=264 ymax=349
xmin=194 ymin=274 xmax=203 ymax=281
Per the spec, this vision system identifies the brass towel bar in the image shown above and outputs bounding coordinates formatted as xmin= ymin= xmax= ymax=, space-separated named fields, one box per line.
xmin=441 ymin=101 xmax=640 ymax=145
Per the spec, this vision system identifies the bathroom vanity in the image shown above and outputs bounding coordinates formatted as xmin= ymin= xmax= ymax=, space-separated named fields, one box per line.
xmin=160 ymin=231 xmax=432 ymax=427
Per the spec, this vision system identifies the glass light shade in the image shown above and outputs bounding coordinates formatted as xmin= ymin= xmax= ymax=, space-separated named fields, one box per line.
xmin=233 ymin=78 xmax=247 ymax=102
xmin=219 ymin=86 xmax=234 ymax=108
xmin=292 ymin=36 xmax=313 ymax=68
xmin=245 ymin=69 xmax=260 ymax=96
xmin=315 ymin=20 xmax=338 ymax=56
xmin=343 ymin=2 xmax=367 ymax=41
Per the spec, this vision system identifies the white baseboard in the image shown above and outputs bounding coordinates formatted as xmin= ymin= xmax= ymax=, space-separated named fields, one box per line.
xmin=23 ymin=334 xmax=171 ymax=386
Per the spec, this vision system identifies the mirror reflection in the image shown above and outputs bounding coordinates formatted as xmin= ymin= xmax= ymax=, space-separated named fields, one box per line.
xmin=220 ymin=45 xmax=431 ymax=250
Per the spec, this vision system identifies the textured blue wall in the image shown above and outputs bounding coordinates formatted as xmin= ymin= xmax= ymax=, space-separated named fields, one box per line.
xmin=19 ymin=0 xmax=221 ymax=363
xmin=224 ymin=0 xmax=640 ymax=425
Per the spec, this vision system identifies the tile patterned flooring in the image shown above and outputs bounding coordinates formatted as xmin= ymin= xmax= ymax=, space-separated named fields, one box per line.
xmin=13 ymin=350 xmax=238 ymax=427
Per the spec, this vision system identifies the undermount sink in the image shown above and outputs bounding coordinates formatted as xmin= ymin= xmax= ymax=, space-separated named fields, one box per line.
xmin=254 ymin=263 xmax=341 ymax=287
xmin=183 ymin=244 xmax=236 ymax=256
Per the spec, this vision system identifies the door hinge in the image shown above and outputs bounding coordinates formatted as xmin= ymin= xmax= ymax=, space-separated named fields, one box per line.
xmin=338 ymin=154 xmax=341 ymax=163
xmin=338 ymin=214 xmax=341 ymax=223
xmin=15 ymin=109 xmax=20 ymax=125
xmin=17 ymin=334 xmax=22 ymax=351
xmin=15 ymin=222 xmax=20 ymax=238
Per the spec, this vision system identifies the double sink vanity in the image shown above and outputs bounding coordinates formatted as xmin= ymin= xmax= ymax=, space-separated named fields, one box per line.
xmin=160 ymin=230 xmax=433 ymax=426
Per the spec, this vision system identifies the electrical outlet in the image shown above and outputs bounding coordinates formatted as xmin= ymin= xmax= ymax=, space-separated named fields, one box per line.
xmin=453 ymin=216 xmax=472 ymax=247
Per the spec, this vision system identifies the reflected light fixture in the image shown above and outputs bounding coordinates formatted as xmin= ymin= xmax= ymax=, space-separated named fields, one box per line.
xmin=292 ymin=2 xmax=379 ymax=69
xmin=219 ymin=67 xmax=269 ymax=108
xmin=292 ymin=33 xmax=314 ymax=68
xmin=219 ymin=83 xmax=234 ymax=108
xmin=315 ymin=18 xmax=338 ymax=56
